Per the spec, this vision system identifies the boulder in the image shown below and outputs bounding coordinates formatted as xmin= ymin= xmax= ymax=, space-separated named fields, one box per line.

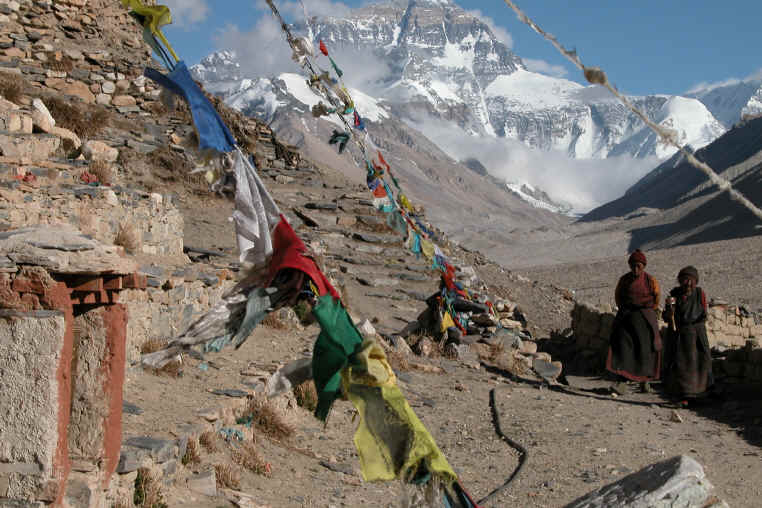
xmin=564 ymin=455 xmax=727 ymax=508
xmin=62 ymin=81 xmax=95 ymax=103
xmin=31 ymin=98 xmax=55 ymax=133
xmin=50 ymin=126 xmax=81 ymax=150
xmin=82 ymin=140 xmax=118 ymax=162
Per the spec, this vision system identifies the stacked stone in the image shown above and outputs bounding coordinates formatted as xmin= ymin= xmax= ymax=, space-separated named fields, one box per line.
xmin=0 ymin=180 xmax=183 ymax=257
xmin=706 ymin=301 xmax=761 ymax=347
xmin=121 ymin=273 xmax=235 ymax=365
xmin=571 ymin=301 xmax=759 ymax=354
xmin=0 ymin=0 xmax=155 ymax=115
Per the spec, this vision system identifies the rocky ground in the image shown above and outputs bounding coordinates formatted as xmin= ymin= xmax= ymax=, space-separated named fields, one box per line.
xmin=117 ymin=177 xmax=762 ymax=507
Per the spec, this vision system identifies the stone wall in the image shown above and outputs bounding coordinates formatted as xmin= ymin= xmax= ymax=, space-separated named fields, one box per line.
xmin=0 ymin=185 xmax=183 ymax=257
xmin=572 ymin=301 xmax=760 ymax=353
xmin=121 ymin=279 xmax=235 ymax=365
xmin=571 ymin=301 xmax=762 ymax=383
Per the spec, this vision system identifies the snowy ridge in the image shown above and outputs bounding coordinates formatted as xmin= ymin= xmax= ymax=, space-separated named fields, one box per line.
xmin=505 ymin=182 xmax=573 ymax=215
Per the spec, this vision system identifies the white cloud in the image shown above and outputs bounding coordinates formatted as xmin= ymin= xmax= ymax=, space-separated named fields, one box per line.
xmin=162 ymin=0 xmax=209 ymax=27
xmin=523 ymin=58 xmax=568 ymax=78
xmin=214 ymin=17 xmax=294 ymax=78
xmin=465 ymin=9 xmax=513 ymax=48
xmin=410 ymin=116 xmax=658 ymax=213
xmin=686 ymin=67 xmax=762 ymax=94
xmin=281 ymin=0 xmax=351 ymax=19
xmin=213 ymin=14 xmax=391 ymax=92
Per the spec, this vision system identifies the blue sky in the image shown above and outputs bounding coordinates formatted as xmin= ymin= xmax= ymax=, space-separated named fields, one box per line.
xmin=159 ymin=0 xmax=762 ymax=96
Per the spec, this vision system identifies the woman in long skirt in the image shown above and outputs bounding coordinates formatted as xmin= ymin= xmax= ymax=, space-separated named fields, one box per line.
xmin=663 ymin=266 xmax=713 ymax=402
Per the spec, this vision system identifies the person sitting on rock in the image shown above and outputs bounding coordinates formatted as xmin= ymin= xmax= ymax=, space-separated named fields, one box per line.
xmin=607 ymin=249 xmax=662 ymax=394
xmin=662 ymin=266 xmax=713 ymax=404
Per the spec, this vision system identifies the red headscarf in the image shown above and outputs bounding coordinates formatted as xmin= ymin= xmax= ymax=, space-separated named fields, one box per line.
xmin=628 ymin=249 xmax=647 ymax=266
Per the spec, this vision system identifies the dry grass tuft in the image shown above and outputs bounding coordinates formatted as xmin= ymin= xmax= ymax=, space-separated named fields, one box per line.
xmin=242 ymin=396 xmax=293 ymax=441
xmin=181 ymin=438 xmax=201 ymax=466
xmin=262 ymin=312 xmax=288 ymax=330
xmin=114 ymin=222 xmax=140 ymax=254
xmin=231 ymin=442 xmax=271 ymax=477
xmin=89 ymin=160 xmax=114 ymax=186
xmin=133 ymin=468 xmax=167 ymax=508
xmin=46 ymin=97 xmax=109 ymax=139
xmin=214 ymin=463 xmax=241 ymax=489
xmin=111 ymin=499 xmax=131 ymax=508
xmin=386 ymin=350 xmax=410 ymax=372
xmin=293 ymin=380 xmax=318 ymax=412
xmin=0 ymin=74 xmax=23 ymax=103
xmin=140 ymin=338 xmax=164 ymax=355
xmin=47 ymin=54 xmax=75 ymax=72
xmin=152 ymin=359 xmax=182 ymax=378
xmin=199 ymin=430 xmax=221 ymax=453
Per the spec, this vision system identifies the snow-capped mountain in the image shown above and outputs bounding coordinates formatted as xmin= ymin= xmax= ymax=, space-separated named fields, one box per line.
xmin=686 ymin=77 xmax=762 ymax=128
xmin=189 ymin=0 xmax=762 ymax=217
xmin=193 ymin=0 xmax=736 ymax=162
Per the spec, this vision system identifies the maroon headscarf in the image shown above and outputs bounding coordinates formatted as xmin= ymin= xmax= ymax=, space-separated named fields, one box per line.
xmin=628 ymin=249 xmax=647 ymax=266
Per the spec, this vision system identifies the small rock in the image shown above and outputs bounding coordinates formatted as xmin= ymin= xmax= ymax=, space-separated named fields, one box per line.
xmin=670 ymin=410 xmax=684 ymax=423
xmin=187 ymin=470 xmax=217 ymax=497
xmin=101 ymin=81 xmax=115 ymax=94
xmin=111 ymin=94 xmax=136 ymax=107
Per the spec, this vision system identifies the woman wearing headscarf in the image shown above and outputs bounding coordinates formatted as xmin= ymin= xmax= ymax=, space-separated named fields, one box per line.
xmin=663 ymin=266 xmax=713 ymax=402
xmin=607 ymin=249 xmax=662 ymax=393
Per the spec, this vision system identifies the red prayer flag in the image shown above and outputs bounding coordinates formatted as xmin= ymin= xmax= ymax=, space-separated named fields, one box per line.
xmin=377 ymin=151 xmax=390 ymax=171
xmin=319 ymin=40 xmax=329 ymax=56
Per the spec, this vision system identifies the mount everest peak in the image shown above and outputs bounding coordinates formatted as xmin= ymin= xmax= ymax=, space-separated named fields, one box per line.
xmin=191 ymin=0 xmax=760 ymax=212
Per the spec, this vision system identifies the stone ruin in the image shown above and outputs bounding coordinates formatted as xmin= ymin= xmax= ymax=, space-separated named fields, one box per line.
xmin=0 ymin=227 xmax=146 ymax=504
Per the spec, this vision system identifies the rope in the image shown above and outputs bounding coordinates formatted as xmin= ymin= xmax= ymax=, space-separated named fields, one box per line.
xmin=477 ymin=387 xmax=528 ymax=505
xmin=502 ymin=0 xmax=762 ymax=222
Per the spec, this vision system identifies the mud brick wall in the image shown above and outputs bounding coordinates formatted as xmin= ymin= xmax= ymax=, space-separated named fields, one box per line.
xmin=121 ymin=279 xmax=235 ymax=364
xmin=571 ymin=301 xmax=760 ymax=354
xmin=0 ymin=186 xmax=184 ymax=257
xmin=0 ymin=310 xmax=69 ymax=504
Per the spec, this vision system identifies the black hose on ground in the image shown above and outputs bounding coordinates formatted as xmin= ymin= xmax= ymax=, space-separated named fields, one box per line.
xmin=477 ymin=387 xmax=529 ymax=506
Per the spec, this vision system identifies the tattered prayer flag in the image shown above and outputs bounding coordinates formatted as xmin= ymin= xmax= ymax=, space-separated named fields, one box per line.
xmin=266 ymin=217 xmax=339 ymax=299
xmin=421 ymin=239 xmax=435 ymax=261
xmin=121 ymin=0 xmax=179 ymax=62
xmin=312 ymin=295 xmax=364 ymax=421
xmin=440 ymin=312 xmax=455 ymax=333
xmin=319 ymin=39 xmax=329 ymax=56
xmin=328 ymin=56 xmax=344 ymax=78
xmin=144 ymin=62 xmax=236 ymax=153
xmin=232 ymin=151 xmax=281 ymax=266
xmin=377 ymin=151 xmax=390 ymax=171
xmin=342 ymin=339 xmax=457 ymax=484
xmin=353 ymin=111 xmax=365 ymax=130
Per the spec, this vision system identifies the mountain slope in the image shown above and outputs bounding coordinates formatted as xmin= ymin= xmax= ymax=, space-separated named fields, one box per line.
xmin=580 ymin=116 xmax=762 ymax=249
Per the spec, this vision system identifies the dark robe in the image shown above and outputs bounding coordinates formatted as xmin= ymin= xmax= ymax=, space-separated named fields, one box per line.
xmin=606 ymin=271 xmax=662 ymax=381
xmin=663 ymin=286 xmax=712 ymax=397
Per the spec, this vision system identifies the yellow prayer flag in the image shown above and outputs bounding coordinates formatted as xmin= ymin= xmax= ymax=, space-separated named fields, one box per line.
xmin=440 ymin=311 xmax=455 ymax=333
xmin=121 ymin=0 xmax=180 ymax=62
xmin=342 ymin=340 xmax=457 ymax=484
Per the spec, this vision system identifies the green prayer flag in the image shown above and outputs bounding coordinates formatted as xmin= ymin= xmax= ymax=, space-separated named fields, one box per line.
xmin=311 ymin=295 xmax=363 ymax=421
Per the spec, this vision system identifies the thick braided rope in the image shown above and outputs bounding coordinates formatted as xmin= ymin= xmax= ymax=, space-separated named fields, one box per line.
xmin=503 ymin=0 xmax=762 ymax=221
